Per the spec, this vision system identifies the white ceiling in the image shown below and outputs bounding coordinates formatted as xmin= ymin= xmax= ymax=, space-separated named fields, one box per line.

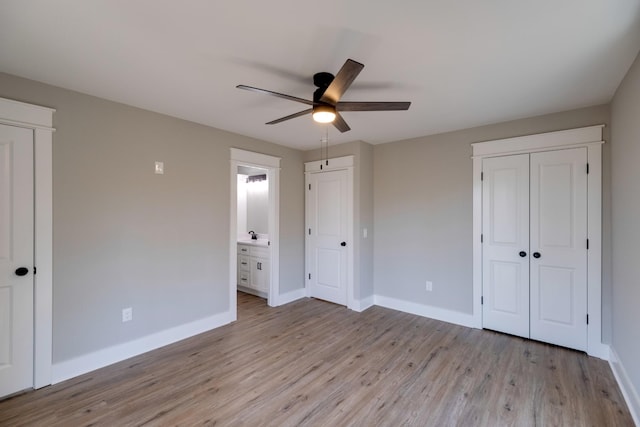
xmin=1 ymin=1 xmax=639 ymax=150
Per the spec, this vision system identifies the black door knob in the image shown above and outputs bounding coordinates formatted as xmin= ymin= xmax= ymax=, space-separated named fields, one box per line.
xmin=519 ymin=251 xmax=527 ymax=257
xmin=15 ymin=267 xmax=29 ymax=276
xmin=533 ymin=252 xmax=541 ymax=259
xmin=340 ymin=242 xmax=346 ymax=247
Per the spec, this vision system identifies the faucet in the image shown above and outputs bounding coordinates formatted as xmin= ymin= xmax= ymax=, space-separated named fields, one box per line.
xmin=248 ymin=230 xmax=258 ymax=240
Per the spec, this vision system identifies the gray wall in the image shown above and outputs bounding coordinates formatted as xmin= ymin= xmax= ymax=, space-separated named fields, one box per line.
xmin=0 ymin=73 xmax=305 ymax=363
xmin=373 ymin=105 xmax=612 ymax=332
xmin=304 ymin=140 xmax=375 ymax=302
xmin=611 ymin=51 xmax=640 ymax=399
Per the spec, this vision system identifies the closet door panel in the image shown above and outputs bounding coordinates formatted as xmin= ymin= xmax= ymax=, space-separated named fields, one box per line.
xmin=482 ymin=154 xmax=530 ymax=338
xmin=529 ymin=148 xmax=588 ymax=351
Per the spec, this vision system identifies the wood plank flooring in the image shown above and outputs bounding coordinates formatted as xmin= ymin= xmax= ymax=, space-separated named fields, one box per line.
xmin=0 ymin=292 xmax=634 ymax=426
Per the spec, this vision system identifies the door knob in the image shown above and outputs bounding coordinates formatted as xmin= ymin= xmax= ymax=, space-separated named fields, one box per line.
xmin=340 ymin=242 xmax=346 ymax=247
xmin=533 ymin=252 xmax=541 ymax=259
xmin=519 ymin=251 xmax=527 ymax=257
xmin=15 ymin=267 xmax=29 ymax=276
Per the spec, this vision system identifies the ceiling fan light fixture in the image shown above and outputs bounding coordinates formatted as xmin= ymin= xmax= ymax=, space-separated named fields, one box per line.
xmin=312 ymin=104 xmax=336 ymax=123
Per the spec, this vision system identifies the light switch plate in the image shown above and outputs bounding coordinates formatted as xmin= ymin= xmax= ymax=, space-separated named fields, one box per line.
xmin=155 ymin=161 xmax=164 ymax=174
xmin=122 ymin=307 xmax=133 ymax=322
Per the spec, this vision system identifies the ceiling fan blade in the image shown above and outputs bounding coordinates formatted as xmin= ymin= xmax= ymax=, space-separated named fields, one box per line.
xmin=337 ymin=101 xmax=411 ymax=111
xmin=237 ymin=85 xmax=314 ymax=106
xmin=266 ymin=109 xmax=313 ymax=125
xmin=320 ymin=59 xmax=364 ymax=105
xmin=332 ymin=112 xmax=351 ymax=133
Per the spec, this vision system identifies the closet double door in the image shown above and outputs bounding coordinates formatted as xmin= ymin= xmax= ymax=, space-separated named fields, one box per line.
xmin=482 ymin=148 xmax=588 ymax=351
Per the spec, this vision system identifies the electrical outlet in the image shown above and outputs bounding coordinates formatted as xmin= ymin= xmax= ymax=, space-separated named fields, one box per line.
xmin=122 ymin=307 xmax=133 ymax=323
xmin=425 ymin=281 xmax=433 ymax=292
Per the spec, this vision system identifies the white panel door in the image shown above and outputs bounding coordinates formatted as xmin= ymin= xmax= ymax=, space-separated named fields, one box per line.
xmin=308 ymin=169 xmax=348 ymax=305
xmin=530 ymin=148 xmax=587 ymax=351
xmin=482 ymin=154 xmax=530 ymax=338
xmin=0 ymin=124 xmax=34 ymax=397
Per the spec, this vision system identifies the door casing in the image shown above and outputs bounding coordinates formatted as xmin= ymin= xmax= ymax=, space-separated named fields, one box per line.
xmin=0 ymin=97 xmax=54 ymax=388
xmin=229 ymin=148 xmax=280 ymax=310
xmin=472 ymin=125 xmax=607 ymax=359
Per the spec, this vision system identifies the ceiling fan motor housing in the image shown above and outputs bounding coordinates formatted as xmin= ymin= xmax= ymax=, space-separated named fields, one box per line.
xmin=313 ymin=72 xmax=334 ymax=88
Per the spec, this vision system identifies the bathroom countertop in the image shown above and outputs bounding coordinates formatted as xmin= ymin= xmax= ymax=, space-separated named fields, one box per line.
xmin=237 ymin=238 xmax=269 ymax=247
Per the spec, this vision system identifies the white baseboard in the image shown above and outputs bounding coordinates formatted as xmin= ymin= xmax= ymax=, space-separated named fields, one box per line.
xmin=374 ymin=295 xmax=476 ymax=328
xmin=52 ymin=310 xmax=234 ymax=384
xmin=351 ymin=294 xmax=375 ymax=312
xmin=588 ymin=341 xmax=611 ymax=361
xmin=609 ymin=347 xmax=640 ymax=426
xmin=276 ymin=287 xmax=307 ymax=306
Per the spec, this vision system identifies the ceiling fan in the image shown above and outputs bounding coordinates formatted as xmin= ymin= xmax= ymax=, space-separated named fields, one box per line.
xmin=237 ymin=59 xmax=411 ymax=133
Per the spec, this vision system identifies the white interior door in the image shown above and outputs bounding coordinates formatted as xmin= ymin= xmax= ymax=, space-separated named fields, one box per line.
xmin=0 ymin=124 xmax=34 ymax=397
xmin=307 ymin=169 xmax=348 ymax=305
xmin=482 ymin=154 xmax=530 ymax=338
xmin=530 ymin=148 xmax=588 ymax=350
xmin=482 ymin=148 xmax=588 ymax=351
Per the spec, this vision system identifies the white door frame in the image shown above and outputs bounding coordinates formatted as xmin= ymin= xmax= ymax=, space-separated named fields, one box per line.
xmin=230 ymin=148 xmax=280 ymax=312
xmin=472 ymin=125 xmax=607 ymax=359
xmin=0 ymin=97 xmax=54 ymax=388
xmin=304 ymin=155 xmax=355 ymax=310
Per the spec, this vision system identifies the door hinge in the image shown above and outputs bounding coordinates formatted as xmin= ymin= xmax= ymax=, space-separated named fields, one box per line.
xmin=308 ymin=273 xmax=311 ymax=280
xmin=586 ymin=314 xmax=589 ymax=325
xmin=586 ymin=163 xmax=590 ymax=174
xmin=586 ymin=238 xmax=589 ymax=250
xmin=308 ymin=228 xmax=311 ymax=235
xmin=481 ymin=234 xmax=483 ymax=243
xmin=481 ymin=296 xmax=484 ymax=305
xmin=481 ymin=172 xmax=484 ymax=181
xmin=34 ymin=266 xmax=37 ymax=275
xmin=308 ymin=183 xmax=311 ymax=190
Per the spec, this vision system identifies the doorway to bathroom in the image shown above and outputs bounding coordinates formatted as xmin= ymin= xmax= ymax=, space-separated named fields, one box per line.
xmin=229 ymin=149 xmax=280 ymax=316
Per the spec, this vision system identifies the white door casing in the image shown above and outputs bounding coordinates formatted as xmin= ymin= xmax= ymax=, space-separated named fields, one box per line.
xmin=529 ymin=148 xmax=588 ymax=350
xmin=0 ymin=97 xmax=54 ymax=391
xmin=229 ymin=148 xmax=280 ymax=310
xmin=481 ymin=154 xmax=530 ymax=338
xmin=0 ymin=124 xmax=34 ymax=397
xmin=307 ymin=169 xmax=349 ymax=305
xmin=472 ymin=125 xmax=606 ymax=358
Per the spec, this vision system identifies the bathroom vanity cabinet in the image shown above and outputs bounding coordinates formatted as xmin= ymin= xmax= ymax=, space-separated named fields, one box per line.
xmin=237 ymin=243 xmax=269 ymax=296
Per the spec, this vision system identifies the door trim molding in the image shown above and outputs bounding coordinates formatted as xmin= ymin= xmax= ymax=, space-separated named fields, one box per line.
xmin=304 ymin=156 xmax=355 ymax=310
xmin=0 ymin=97 xmax=54 ymax=388
xmin=230 ymin=148 xmax=280 ymax=310
xmin=472 ymin=125 xmax=608 ymax=359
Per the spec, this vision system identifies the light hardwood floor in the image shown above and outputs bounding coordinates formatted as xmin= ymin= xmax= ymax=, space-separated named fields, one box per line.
xmin=0 ymin=292 xmax=634 ymax=426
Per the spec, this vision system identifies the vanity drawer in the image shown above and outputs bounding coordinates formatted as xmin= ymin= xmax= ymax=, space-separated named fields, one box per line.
xmin=238 ymin=271 xmax=250 ymax=286
xmin=237 ymin=244 xmax=251 ymax=255
xmin=238 ymin=255 xmax=250 ymax=272
xmin=251 ymin=246 xmax=270 ymax=258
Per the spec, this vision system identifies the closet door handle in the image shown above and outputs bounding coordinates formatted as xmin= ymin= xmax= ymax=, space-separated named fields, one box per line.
xmin=340 ymin=242 xmax=346 ymax=247
xmin=15 ymin=267 xmax=29 ymax=276
xmin=519 ymin=251 xmax=527 ymax=257
xmin=533 ymin=252 xmax=541 ymax=259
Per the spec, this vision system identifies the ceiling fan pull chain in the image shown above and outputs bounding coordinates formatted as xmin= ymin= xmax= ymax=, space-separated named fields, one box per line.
xmin=325 ymin=126 xmax=329 ymax=165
